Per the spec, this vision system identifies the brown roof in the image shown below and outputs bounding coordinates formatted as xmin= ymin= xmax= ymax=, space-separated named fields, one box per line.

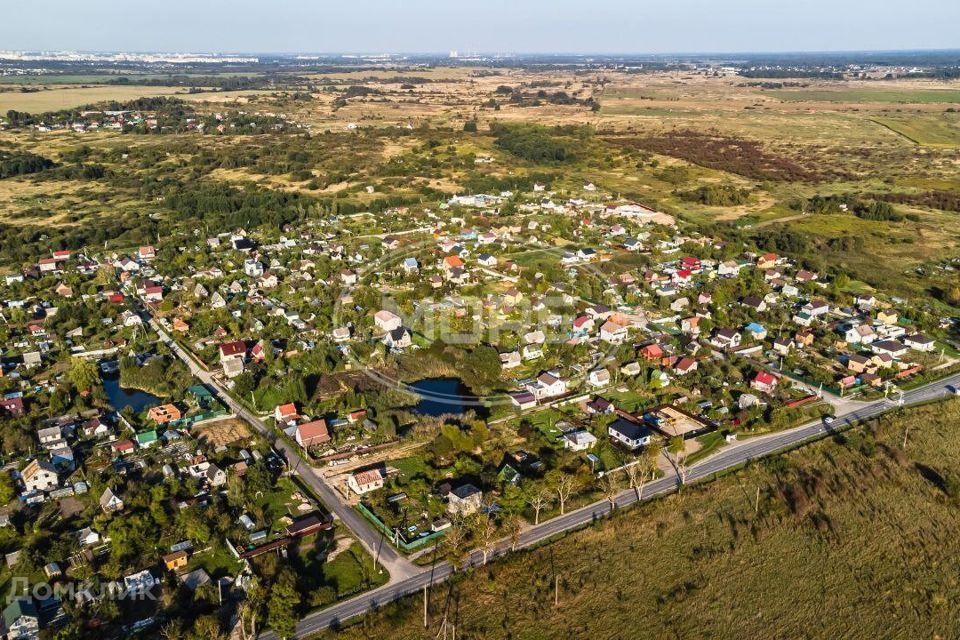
xmin=297 ymin=420 xmax=330 ymax=446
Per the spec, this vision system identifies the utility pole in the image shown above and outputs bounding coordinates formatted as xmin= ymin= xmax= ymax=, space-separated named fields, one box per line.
xmin=755 ymin=486 xmax=760 ymax=514
xmin=423 ymin=584 xmax=428 ymax=628
xmin=554 ymin=574 xmax=560 ymax=607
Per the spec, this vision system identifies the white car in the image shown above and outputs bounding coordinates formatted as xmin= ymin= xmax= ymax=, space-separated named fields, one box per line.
xmin=823 ymin=415 xmax=835 ymax=425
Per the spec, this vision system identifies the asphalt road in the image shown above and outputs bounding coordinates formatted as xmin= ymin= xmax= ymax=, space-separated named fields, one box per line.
xmin=283 ymin=370 xmax=960 ymax=639
xmin=141 ymin=308 xmax=418 ymax=581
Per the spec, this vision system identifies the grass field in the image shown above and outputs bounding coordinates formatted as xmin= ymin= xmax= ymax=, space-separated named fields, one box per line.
xmin=317 ymin=401 xmax=960 ymax=639
xmin=766 ymin=88 xmax=960 ymax=103
xmin=0 ymin=85 xmax=277 ymax=113
xmin=0 ymin=86 xmax=185 ymax=113
xmin=872 ymin=116 xmax=960 ymax=147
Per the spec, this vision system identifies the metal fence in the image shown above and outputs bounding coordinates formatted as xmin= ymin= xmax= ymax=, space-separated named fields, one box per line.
xmin=356 ymin=502 xmax=446 ymax=552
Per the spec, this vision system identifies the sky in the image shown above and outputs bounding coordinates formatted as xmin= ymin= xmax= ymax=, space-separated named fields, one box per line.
xmin=3 ymin=0 xmax=959 ymax=55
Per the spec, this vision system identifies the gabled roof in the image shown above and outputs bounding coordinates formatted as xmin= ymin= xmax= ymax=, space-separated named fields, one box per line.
xmin=3 ymin=598 xmax=37 ymax=628
xmin=219 ymin=340 xmax=246 ymax=357
xmin=609 ymin=417 xmax=652 ymax=441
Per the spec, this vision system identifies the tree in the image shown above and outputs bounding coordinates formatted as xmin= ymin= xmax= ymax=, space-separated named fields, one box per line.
xmin=0 ymin=473 xmax=15 ymax=505
xmin=267 ymin=569 xmax=299 ymax=640
xmin=548 ymin=471 xmax=578 ymax=515
xmin=68 ymin=357 xmax=100 ymax=394
xmin=440 ymin=517 xmax=469 ymax=571
xmin=600 ymin=471 xmax=621 ymax=510
xmin=472 ymin=515 xmax=499 ymax=566
xmin=186 ymin=616 xmax=224 ymax=640
xmin=525 ymin=486 xmax=551 ymax=525
xmin=668 ymin=436 xmax=687 ymax=486
xmin=505 ymin=514 xmax=523 ymax=552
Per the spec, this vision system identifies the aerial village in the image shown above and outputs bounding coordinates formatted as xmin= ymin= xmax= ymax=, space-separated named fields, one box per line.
xmin=0 ymin=179 xmax=953 ymax=636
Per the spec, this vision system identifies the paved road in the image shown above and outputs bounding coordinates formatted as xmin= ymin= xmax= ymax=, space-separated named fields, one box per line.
xmin=140 ymin=308 xmax=418 ymax=582
xmin=283 ymin=370 xmax=960 ymax=639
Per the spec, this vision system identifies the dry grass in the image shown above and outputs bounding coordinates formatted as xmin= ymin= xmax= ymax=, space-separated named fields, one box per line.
xmin=0 ymin=86 xmax=185 ymax=113
xmin=193 ymin=418 xmax=251 ymax=447
xmin=316 ymin=402 xmax=960 ymax=640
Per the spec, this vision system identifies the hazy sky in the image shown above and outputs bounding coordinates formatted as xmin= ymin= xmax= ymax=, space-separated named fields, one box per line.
xmin=4 ymin=0 xmax=959 ymax=54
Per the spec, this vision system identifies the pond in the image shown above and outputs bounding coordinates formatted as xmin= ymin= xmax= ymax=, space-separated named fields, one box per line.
xmin=102 ymin=374 xmax=161 ymax=413
xmin=408 ymin=378 xmax=486 ymax=417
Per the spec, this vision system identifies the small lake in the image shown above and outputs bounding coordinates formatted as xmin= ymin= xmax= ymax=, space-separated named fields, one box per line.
xmin=102 ymin=375 xmax=161 ymax=413
xmin=409 ymin=378 xmax=486 ymax=417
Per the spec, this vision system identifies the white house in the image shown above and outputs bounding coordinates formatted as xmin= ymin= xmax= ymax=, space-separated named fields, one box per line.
xmin=600 ymin=320 xmax=628 ymax=345
xmin=904 ymin=334 xmax=935 ymax=352
xmin=528 ymin=372 xmax=567 ymax=401
xmin=348 ymin=469 xmax=384 ymax=495
xmin=588 ymin=368 xmax=611 ymax=388
xmin=563 ymin=430 xmax=598 ymax=452
xmin=21 ymin=459 xmax=58 ymax=493
xmin=608 ymin=417 xmax=653 ymax=450
xmin=374 ymin=310 xmax=402 ymax=332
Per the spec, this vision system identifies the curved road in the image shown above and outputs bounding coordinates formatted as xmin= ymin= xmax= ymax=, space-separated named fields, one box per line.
xmin=281 ymin=371 xmax=960 ymax=639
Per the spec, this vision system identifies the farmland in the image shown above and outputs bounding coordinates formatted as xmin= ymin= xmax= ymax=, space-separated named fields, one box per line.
xmin=0 ymin=85 xmax=186 ymax=112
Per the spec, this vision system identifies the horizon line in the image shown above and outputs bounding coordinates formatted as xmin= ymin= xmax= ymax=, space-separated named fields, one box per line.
xmin=3 ymin=47 xmax=960 ymax=58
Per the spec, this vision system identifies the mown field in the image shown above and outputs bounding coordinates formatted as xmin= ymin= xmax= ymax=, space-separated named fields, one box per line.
xmin=765 ymin=88 xmax=960 ymax=103
xmin=317 ymin=401 xmax=960 ymax=639
xmin=0 ymin=85 xmax=186 ymax=112
xmin=873 ymin=115 xmax=960 ymax=147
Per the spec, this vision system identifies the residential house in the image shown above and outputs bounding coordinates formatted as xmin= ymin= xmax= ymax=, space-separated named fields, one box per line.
xmin=904 ymin=334 xmax=935 ymax=352
xmin=756 ymin=252 xmax=778 ymax=269
xmin=295 ymin=420 xmax=330 ymax=448
xmin=751 ymin=371 xmax=779 ymax=394
xmin=500 ymin=351 xmax=522 ymax=370
xmin=348 ymin=469 xmax=384 ymax=495
xmin=773 ymin=336 xmax=792 ymax=356
xmin=639 ymin=343 xmax=664 ymax=362
xmin=848 ymin=354 xmax=871 ymax=374
xmin=384 ymin=327 xmax=413 ymax=350
xmin=528 ymin=372 xmax=567 ymax=401
xmin=674 ymin=357 xmax=698 ymax=375
xmin=877 ymin=309 xmax=899 ymax=326
xmin=2 ymin=598 xmax=39 ymax=640
xmin=123 ymin=570 xmax=158 ymax=595
xmin=608 ymin=417 xmax=653 ymax=450
xmin=274 ymin=403 xmax=299 ymax=425
xmin=374 ymin=310 xmax=402 ymax=332
xmin=844 ymin=324 xmax=877 ymax=345
xmin=447 ymin=484 xmax=483 ymax=517
xmin=872 ymin=340 xmax=908 ymax=359
xmin=711 ymin=328 xmax=742 ymax=350
xmin=99 ymin=487 xmax=124 ymax=513
xmin=510 ymin=392 xmax=537 ymax=410
xmin=21 ymin=459 xmax=58 ymax=493
xmin=600 ymin=319 xmax=629 ymax=345
xmin=742 ymin=295 xmax=767 ymax=313
xmin=147 ymin=404 xmax=181 ymax=425
xmin=745 ymin=322 xmax=767 ymax=341
xmin=588 ymin=368 xmax=611 ymax=387
xmin=563 ymin=430 xmax=598 ymax=452
xmin=1 ymin=396 xmax=25 ymax=417
xmin=205 ymin=464 xmax=227 ymax=488
xmin=163 ymin=551 xmax=189 ymax=572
